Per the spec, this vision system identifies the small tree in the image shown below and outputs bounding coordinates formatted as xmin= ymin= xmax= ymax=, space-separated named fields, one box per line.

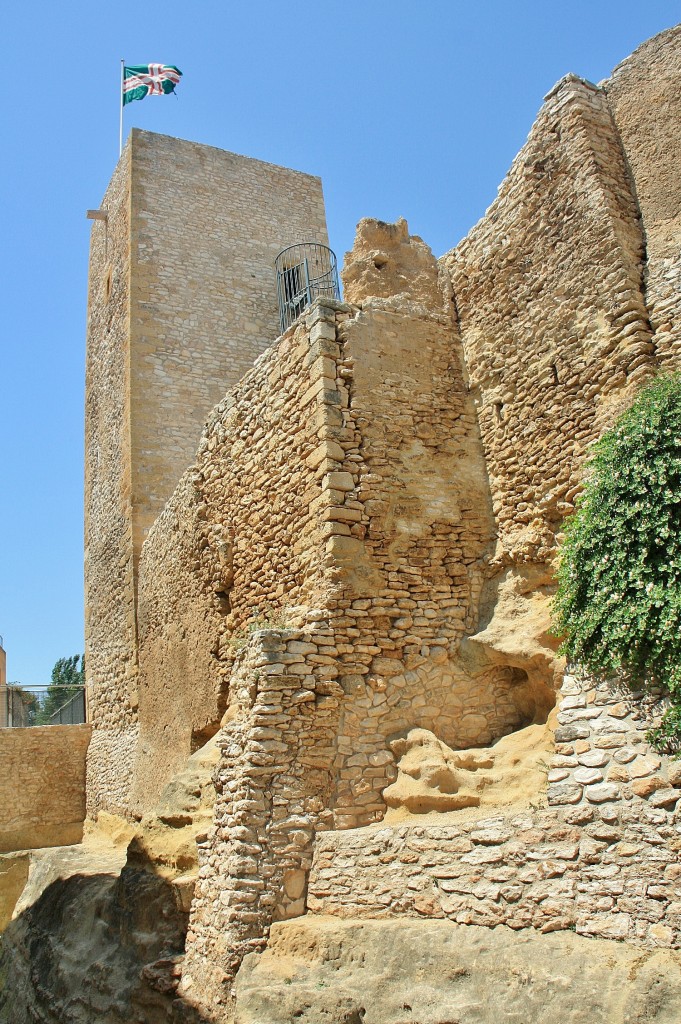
xmin=37 ymin=655 xmax=85 ymax=724
xmin=553 ymin=374 xmax=681 ymax=752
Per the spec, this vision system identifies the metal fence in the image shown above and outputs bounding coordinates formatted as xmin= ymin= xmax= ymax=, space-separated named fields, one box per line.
xmin=48 ymin=688 xmax=86 ymax=725
xmin=0 ymin=684 xmax=86 ymax=728
xmin=275 ymin=242 xmax=340 ymax=334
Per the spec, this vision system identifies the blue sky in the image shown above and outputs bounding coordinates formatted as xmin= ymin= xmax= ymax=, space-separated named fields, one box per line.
xmin=0 ymin=2 xmax=676 ymax=685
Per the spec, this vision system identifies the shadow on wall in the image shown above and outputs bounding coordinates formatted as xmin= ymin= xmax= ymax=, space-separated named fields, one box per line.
xmin=0 ymin=856 xmax=210 ymax=1024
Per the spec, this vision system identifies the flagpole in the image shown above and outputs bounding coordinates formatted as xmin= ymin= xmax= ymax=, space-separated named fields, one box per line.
xmin=119 ymin=59 xmax=124 ymax=157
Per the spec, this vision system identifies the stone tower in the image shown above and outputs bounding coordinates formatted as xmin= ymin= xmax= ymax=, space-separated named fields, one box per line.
xmin=84 ymin=130 xmax=329 ymax=811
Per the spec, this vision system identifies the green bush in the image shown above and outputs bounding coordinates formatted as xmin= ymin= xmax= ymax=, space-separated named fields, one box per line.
xmin=553 ymin=374 xmax=681 ymax=752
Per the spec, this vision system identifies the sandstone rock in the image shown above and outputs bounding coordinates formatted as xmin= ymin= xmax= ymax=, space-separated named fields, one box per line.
xmin=649 ymin=788 xmax=679 ymax=809
xmin=234 ymin=916 xmax=681 ymax=1024
xmin=578 ymin=749 xmax=609 ymax=767
xmin=0 ymin=852 xmax=29 ymax=932
xmin=0 ymin=837 xmax=193 ymax=1024
xmin=383 ymin=729 xmax=483 ymax=812
xmin=632 ymin=776 xmax=667 ymax=798
xmin=573 ymin=767 xmax=603 ymax=785
xmin=547 ymin=784 xmax=582 ymax=805
xmin=584 ymin=783 xmax=620 ymax=803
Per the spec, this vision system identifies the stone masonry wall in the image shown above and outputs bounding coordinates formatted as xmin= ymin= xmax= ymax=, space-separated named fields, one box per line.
xmin=85 ymin=132 xmax=329 ymax=818
xmin=132 ymin=304 xmax=342 ymax=812
xmin=176 ymin=281 xmax=564 ymax=1013
xmin=322 ymin=297 xmax=549 ymax=829
xmin=443 ymin=74 xmax=655 ymax=566
xmin=179 ymin=626 xmax=343 ymax=1017
xmin=84 ymin=147 xmax=139 ymax=817
xmin=128 ymin=131 xmax=329 ymax=562
xmin=308 ymin=675 xmax=681 ymax=949
xmin=605 ymin=26 xmax=681 ymax=369
xmin=132 ymin=262 xmax=552 ymax=823
xmin=0 ymin=726 xmax=91 ymax=853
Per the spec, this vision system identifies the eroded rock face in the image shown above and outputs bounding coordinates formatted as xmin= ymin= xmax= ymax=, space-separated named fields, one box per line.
xmin=234 ymin=916 xmax=681 ymax=1024
xmin=382 ymin=718 xmax=556 ymax=818
xmin=382 ymin=728 xmax=492 ymax=812
xmin=0 ymin=841 xmax=200 ymax=1024
xmin=0 ymin=852 xmax=29 ymax=932
xmin=341 ymin=217 xmax=445 ymax=312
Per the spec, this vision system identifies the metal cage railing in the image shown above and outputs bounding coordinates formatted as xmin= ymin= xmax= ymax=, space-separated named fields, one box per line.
xmin=275 ymin=242 xmax=340 ymax=334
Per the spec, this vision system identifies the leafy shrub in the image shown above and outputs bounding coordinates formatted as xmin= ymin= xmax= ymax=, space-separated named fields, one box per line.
xmin=553 ymin=374 xmax=681 ymax=751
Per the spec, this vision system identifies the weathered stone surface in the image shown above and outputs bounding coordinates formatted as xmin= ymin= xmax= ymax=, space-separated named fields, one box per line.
xmin=0 ymin=852 xmax=29 ymax=932
xmin=341 ymin=217 xmax=444 ymax=312
xmin=0 ymin=825 xmax=210 ymax=1024
xmin=0 ymin=725 xmax=91 ymax=853
xmin=70 ymin=24 xmax=681 ymax=1020
xmin=234 ymin=916 xmax=681 ymax=1024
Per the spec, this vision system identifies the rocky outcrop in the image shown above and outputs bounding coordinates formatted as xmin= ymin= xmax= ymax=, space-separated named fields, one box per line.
xmin=0 ymin=736 xmax=221 ymax=1024
xmin=0 ymin=839 xmax=195 ymax=1024
xmin=234 ymin=915 xmax=681 ymax=1024
xmin=0 ymin=852 xmax=29 ymax=932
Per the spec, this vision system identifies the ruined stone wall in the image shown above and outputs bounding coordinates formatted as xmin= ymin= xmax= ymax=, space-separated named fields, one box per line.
xmin=443 ymin=75 xmax=655 ymax=566
xmin=0 ymin=725 xmax=91 ymax=853
xmin=308 ymin=676 xmax=681 ymax=949
xmin=180 ymin=626 xmax=343 ymax=1016
xmin=326 ymin=300 xmax=537 ymax=829
xmin=604 ymin=26 xmax=681 ymax=368
xmin=132 ymin=264 xmax=545 ymax=825
xmin=138 ymin=244 xmax=565 ymax=1004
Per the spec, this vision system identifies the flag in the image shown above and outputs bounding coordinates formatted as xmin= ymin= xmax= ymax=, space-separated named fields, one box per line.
xmin=123 ymin=65 xmax=182 ymax=105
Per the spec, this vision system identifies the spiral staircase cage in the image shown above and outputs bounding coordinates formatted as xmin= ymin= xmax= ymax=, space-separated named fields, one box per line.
xmin=275 ymin=242 xmax=340 ymax=334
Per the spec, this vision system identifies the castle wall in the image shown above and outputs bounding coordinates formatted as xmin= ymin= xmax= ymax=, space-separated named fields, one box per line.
xmin=131 ymin=281 xmax=532 ymax=824
xmin=177 ymin=287 xmax=559 ymax=1009
xmin=326 ymin=301 xmax=529 ymax=829
xmin=127 ymin=131 xmax=329 ymax=561
xmin=442 ymin=75 xmax=655 ymax=566
xmin=80 ymin=28 xmax=681 ymax=1013
xmin=307 ymin=675 xmax=681 ymax=948
xmin=84 ymin=132 xmax=329 ymax=817
xmin=604 ymin=26 xmax=681 ymax=368
xmin=132 ymin=305 xmax=341 ymax=812
xmin=0 ymin=725 xmax=91 ymax=853
xmin=84 ymin=151 xmax=139 ymax=816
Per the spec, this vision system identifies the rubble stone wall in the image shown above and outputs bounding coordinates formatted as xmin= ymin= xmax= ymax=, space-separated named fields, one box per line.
xmin=443 ymin=75 xmax=655 ymax=566
xmin=308 ymin=675 xmax=681 ymax=949
xmin=605 ymin=26 xmax=681 ymax=368
xmin=176 ymin=284 xmax=565 ymax=1011
xmin=324 ymin=301 xmax=537 ymax=829
xmin=0 ymin=726 xmax=91 ymax=853
xmin=180 ymin=627 xmax=343 ymax=1016
xmin=132 ymin=301 xmax=351 ymax=811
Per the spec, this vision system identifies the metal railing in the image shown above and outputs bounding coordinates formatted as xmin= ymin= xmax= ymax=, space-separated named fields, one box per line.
xmin=0 ymin=684 xmax=86 ymax=728
xmin=275 ymin=242 xmax=340 ymax=334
